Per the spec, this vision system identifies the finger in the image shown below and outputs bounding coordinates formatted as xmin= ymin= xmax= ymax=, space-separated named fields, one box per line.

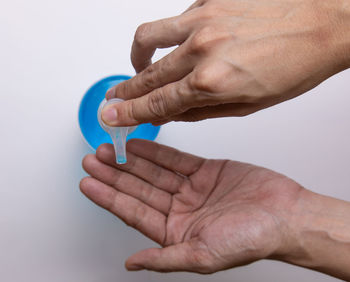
xmin=131 ymin=15 xmax=193 ymax=73
xmin=82 ymin=154 xmax=171 ymax=215
xmin=153 ymin=101 xmax=276 ymax=124
xmin=173 ymin=103 xmax=264 ymax=121
xmin=170 ymin=99 xmax=283 ymax=121
xmin=126 ymin=139 xmax=205 ymax=176
xmin=102 ymin=77 xmax=199 ymax=126
xmin=106 ymin=41 xmax=196 ymax=101
xmin=96 ymin=143 xmax=184 ymax=194
xmin=80 ymin=177 xmax=166 ymax=244
xmin=126 ymin=239 xmax=212 ymax=273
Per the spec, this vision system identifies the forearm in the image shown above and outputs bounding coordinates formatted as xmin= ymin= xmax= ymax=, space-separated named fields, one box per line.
xmin=283 ymin=189 xmax=350 ymax=280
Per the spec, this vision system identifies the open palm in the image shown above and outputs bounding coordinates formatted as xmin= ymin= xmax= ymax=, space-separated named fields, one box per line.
xmin=81 ymin=139 xmax=302 ymax=273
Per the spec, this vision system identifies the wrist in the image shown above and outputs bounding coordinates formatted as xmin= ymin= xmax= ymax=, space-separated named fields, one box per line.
xmin=278 ymin=188 xmax=350 ymax=280
xmin=307 ymin=0 xmax=350 ymax=73
xmin=327 ymin=0 xmax=350 ymax=70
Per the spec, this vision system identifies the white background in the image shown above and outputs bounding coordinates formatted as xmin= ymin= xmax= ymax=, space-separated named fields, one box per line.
xmin=1 ymin=0 xmax=349 ymax=281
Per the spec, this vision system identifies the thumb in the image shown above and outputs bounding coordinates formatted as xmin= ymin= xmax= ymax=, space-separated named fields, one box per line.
xmin=125 ymin=240 xmax=213 ymax=273
xmin=101 ymin=80 xmax=194 ymax=127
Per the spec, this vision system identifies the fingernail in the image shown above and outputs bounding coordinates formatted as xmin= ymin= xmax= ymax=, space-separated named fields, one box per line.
xmin=102 ymin=106 xmax=118 ymax=125
xmin=106 ymin=87 xmax=115 ymax=99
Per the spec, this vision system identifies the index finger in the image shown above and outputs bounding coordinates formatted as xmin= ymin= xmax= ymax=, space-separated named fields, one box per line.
xmin=101 ymin=76 xmax=201 ymax=126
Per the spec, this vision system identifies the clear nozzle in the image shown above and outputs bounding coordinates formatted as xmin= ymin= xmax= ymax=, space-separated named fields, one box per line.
xmin=97 ymin=98 xmax=136 ymax=164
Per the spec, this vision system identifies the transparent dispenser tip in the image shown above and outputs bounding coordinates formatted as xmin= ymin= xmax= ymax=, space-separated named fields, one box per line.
xmin=97 ymin=98 xmax=136 ymax=165
xmin=110 ymin=127 xmax=128 ymax=164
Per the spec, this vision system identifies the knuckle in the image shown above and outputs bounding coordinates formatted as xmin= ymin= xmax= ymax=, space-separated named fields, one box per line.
xmin=134 ymin=23 xmax=151 ymax=47
xmin=192 ymin=4 xmax=217 ymax=22
xmin=132 ymin=204 xmax=147 ymax=228
xmin=128 ymin=99 xmax=139 ymax=122
xmin=112 ymin=171 xmax=122 ymax=187
xmin=189 ymin=26 xmax=217 ymax=53
xmin=190 ymin=65 xmax=220 ymax=93
xmin=191 ymin=251 xmax=216 ymax=274
xmin=189 ymin=59 xmax=235 ymax=95
xmin=188 ymin=23 xmax=234 ymax=55
xmin=140 ymin=186 xmax=155 ymax=203
xmin=147 ymin=92 xmax=168 ymax=118
xmin=141 ymin=65 xmax=158 ymax=89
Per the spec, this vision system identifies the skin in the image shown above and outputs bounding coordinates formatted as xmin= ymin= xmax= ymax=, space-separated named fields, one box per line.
xmin=81 ymin=140 xmax=350 ymax=280
xmin=101 ymin=0 xmax=350 ymax=126
xmin=83 ymin=0 xmax=350 ymax=278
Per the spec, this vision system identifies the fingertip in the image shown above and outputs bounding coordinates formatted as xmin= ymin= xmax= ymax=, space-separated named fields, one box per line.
xmin=125 ymin=249 xmax=155 ymax=271
xmin=96 ymin=143 xmax=114 ymax=158
xmin=79 ymin=177 xmax=117 ymax=208
xmin=106 ymin=87 xmax=115 ymax=100
xmin=79 ymin=176 xmax=93 ymax=194
xmin=96 ymin=143 xmax=116 ymax=165
xmin=125 ymin=258 xmax=144 ymax=271
xmin=82 ymin=154 xmax=96 ymax=171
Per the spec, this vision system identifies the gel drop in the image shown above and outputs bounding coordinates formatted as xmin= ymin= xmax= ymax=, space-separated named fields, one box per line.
xmin=97 ymin=98 xmax=136 ymax=164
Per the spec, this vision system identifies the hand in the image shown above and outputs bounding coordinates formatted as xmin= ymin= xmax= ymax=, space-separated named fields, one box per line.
xmin=80 ymin=139 xmax=303 ymax=273
xmin=101 ymin=0 xmax=350 ymax=126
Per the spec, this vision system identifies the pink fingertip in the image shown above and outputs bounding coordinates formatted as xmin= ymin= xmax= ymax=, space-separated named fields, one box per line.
xmin=106 ymin=87 xmax=115 ymax=99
